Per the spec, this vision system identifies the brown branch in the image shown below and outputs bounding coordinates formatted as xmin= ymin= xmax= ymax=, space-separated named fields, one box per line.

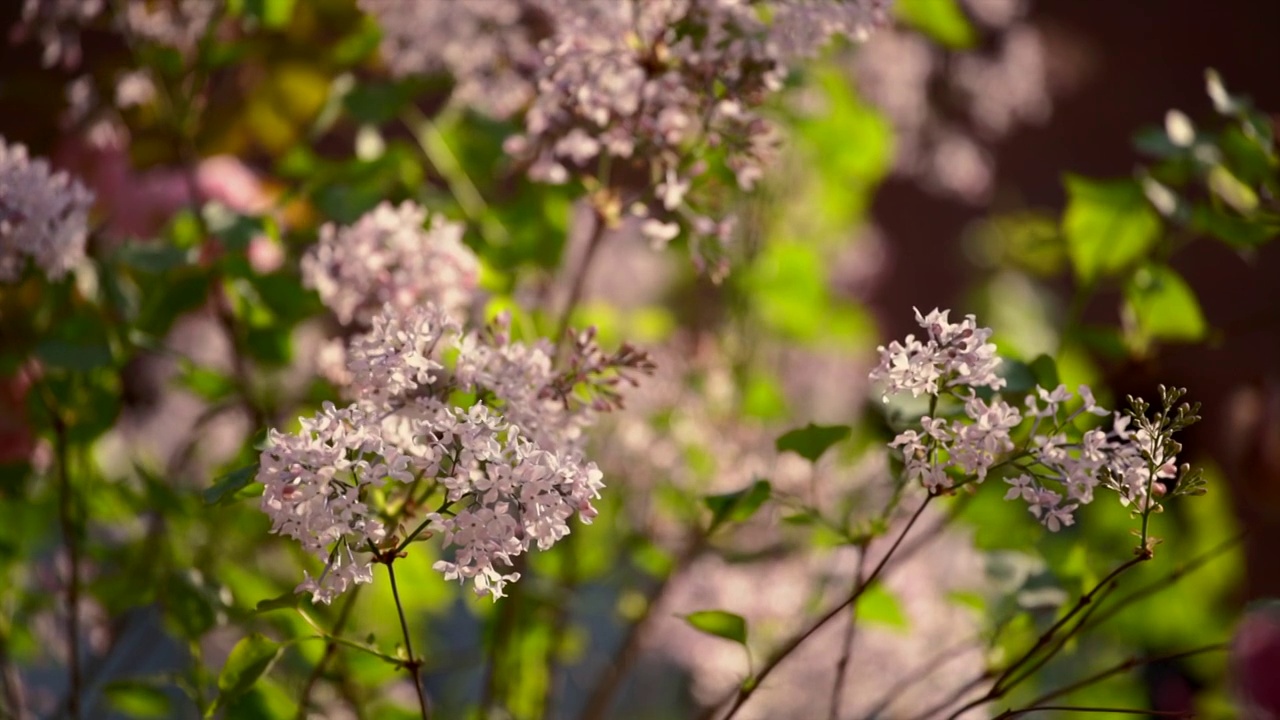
xmin=714 ymin=493 xmax=936 ymax=720
xmin=935 ymin=550 xmax=1154 ymax=720
xmin=998 ymin=705 xmax=1193 ymax=718
xmin=993 ymin=643 xmax=1228 ymax=716
xmin=828 ymin=545 xmax=868 ymax=720
xmin=859 ymin=637 xmax=981 ymax=719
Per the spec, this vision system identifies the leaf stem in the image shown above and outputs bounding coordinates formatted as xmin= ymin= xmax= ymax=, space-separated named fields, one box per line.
xmin=386 ymin=561 xmax=430 ymax=719
xmin=295 ymin=588 xmax=363 ymax=720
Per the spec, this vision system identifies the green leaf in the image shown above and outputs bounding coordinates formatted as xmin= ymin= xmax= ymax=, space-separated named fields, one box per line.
xmin=35 ymin=339 xmax=114 ymax=372
xmin=244 ymin=0 xmax=296 ymax=27
xmin=703 ymin=479 xmax=772 ymax=529
xmin=208 ymin=634 xmax=284 ymax=717
xmin=895 ymin=0 xmax=976 ymax=48
xmin=254 ymin=592 xmax=300 ymax=614
xmin=165 ymin=572 xmax=218 ymax=641
xmin=857 ymin=583 xmax=910 ymax=631
xmin=1208 ymin=166 xmax=1260 ymax=212
xmin=1191 ymin=205 xmax=1280 ymax=247
xmin=1028 ymin=354 xmax=1060 ymax=390
xmin=1062 ymin=176 xmax=1161 ymax=284
xmin=1124 ymin=265 xmax=1207 ymax=344
xmin=115 ymin=244 xmax=192 ymax=273
xmin=996 ymin=358 xmax=1037 ymax=395
xmin=776 ymin=423 xmax=852 ymax=463
xmin=683 ymin=610 xmax=748 ymax=645
xmin=204 ymin=465 xmax=259 ymax=506
xmin=178 ymin=364 xmax=237 ymax=402
xmin=103 ymin=681 xmax=172 ymax=718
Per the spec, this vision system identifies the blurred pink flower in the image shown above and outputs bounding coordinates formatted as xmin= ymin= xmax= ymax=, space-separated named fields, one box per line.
xmin=56 ymin=130 xmax=271 ymax=241
xmin=1233 ymin=603 xmax=1280 ymax=718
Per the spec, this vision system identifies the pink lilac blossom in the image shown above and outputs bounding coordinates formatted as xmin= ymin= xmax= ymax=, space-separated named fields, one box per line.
xmin=0 ymin=138 xmax=95 ymax=282
xmin=359 ymin=0 xmax=888 ymax=275
xmin=851 ymin=0 xmax=1058 ymax=203
xmin=258 ymin=402 xmax=397 ymax=604
xmin=301 ymin=201 xmax=479 ymax=326
xmin=12 ymin=0 xmax=217 ymax=69
xmin=260 ymin=303 xmax=638 ymax=602
xmin=358 ymin=0 xmax=543 ymax=119
xmin=12 ymin=0 xmax=106 ymax=68
xmin=869 ymin=307 xmax=1005 ymax=400
xmin=874 ymin=310 xmax=1189 ymax=532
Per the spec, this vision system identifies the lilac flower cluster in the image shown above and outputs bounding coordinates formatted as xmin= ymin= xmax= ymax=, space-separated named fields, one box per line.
xmin=357 ymin=0 xmax=542 ymax=119
xmin=852 ymin=0 xmax=1057 ymax=203
xmin=0 ymin=138 xmax=95 ymax=282
xmin=869 ymin=307 xmax=1005 ymax=400
xmin=874 ymin=309 xmax=1195 ymax=532
xmin=13 ymin=0 xmax=216 ymax=69
xmin=260 ymin=302 xmax=650 ymax=603
xmin=302 ymin=201 xmax=479 ymax=327
xmin=362 ymin=0 xmax=889 ymax=274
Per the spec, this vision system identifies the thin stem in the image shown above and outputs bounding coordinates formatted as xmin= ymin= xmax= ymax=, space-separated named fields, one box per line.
xmin=932 ymin=551 xmax=1152 ymax=720
xmin=828 ymin=546 xmax=868 ymax=720
xmin=999 ymin=706 xmax=1193 ymax=718
xmin=541 ymin=531 xmax=580 ymax=720
xmin=295 ymin=588 xmax=363 ymax=720
xmin=993 ymin=579 xmax=1122 ymax=696
xmin=859 ymin=638 xmax=979 ymax=719
xmin=386 ymin=562 xmax=430 ymax=720
xmin=52 ymin=411 xmax=82 ymax=720
xmin=478 ymin=554 xmax=526 ymax=718
xmin=555 ymin=209 xmax=609 ymax=353
xmin=717 ymin=493 xmax=936 ymax=720
xmin=403 ymin=105 xmax=510 ymax=248
xmin=1000 ymin=643 xmax=1227 ymax=714
xmin=578 ymin=536 xmax=707 ymax=720
xmin=1076 ymin=534 xmax=1243 ymax=637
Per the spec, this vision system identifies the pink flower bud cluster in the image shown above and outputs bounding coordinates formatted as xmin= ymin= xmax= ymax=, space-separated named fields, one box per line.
xmin=260 ymin=303 xmax=649 ymax=603
xmin=302 ymin=201 xmax=479 ymax=327
xmin=0 ymin=138 xmax=95 ymax=282
xmin=874 ymin=309 xmax=1189 ymax=532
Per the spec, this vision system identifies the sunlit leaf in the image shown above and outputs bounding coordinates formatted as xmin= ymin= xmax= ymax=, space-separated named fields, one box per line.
xmin=1062 ymin=176 xmax=1161 ymax=284
xmin=703 ymin=479 xmax=772 ymax=529
xmin=776 ymin=423 xmax=851 ymax=463
xmin=895 ymin=0 xmax=976 ymax=48
xmin=858 ymin=583 xmax=910 ymax=631
xmin=208 ymin=634 xmax=284 ymax=717
xmin=683 ymin=610 xmax=748 ymax=645
xmin=103 ymin=681 xmax=171 ymax=719
xmin=1124 ymin=264 xmax=1207 ymax=344
xmin=204 ymin=465 xmax=259 ymax=506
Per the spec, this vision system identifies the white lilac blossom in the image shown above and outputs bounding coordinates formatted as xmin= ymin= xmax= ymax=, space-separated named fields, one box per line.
xmin=260 ymin=303 xmax=650 ymax=602
xmin=869 ymin=307 xmax=1005 ymax=400
xmin=875 ymin=310 xmax=1200 ymax=533
xmin=301 ymin=201 xmax=479 ymax=326
xmin=0 ymin=138 xmax=95 ymax=282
